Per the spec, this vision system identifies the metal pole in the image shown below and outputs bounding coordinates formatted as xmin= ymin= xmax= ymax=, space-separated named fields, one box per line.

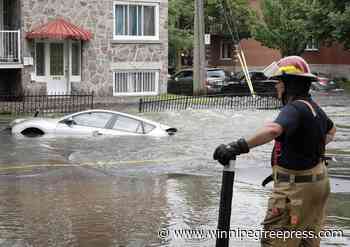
xmin=193 ymin=0 xmax=206 ymax=95
xmin=216 ymin=159 xmax=236 ymax=247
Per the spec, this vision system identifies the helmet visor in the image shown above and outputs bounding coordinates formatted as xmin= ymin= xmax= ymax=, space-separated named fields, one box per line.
xmin=263 ymin=60 xmax=317 ymax=81
xmin=263 ymin=61 xmax=280 ymax=79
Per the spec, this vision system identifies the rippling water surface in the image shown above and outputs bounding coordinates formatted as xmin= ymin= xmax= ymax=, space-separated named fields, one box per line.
xmin=0 ymin=92 xmax=349 ymax=246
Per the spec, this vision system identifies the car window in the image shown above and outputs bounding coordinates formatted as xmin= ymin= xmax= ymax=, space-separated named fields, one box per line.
xmin=252 ymin=72 xmax=267 ymax=80
xmin=72 ymin=112 xmax=114 ymax=128
xmin=113 ymin=115 xmax=143 ymax=133
xmin=235 ymin=71 xmax=243 ymax=78
xmin=237 ymin=72 xmax=245 ymax=81
xmin=143 ymin=122 xmax=156 ymax=134
xmin=207 ymin=70 xmax=225 ymax=78
xmin=176 ymin=71 xmax=193 ymax=79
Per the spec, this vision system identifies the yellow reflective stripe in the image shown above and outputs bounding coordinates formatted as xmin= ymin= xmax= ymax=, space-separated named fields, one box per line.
xmin=278 ymin=65 xmax=303 ymax=74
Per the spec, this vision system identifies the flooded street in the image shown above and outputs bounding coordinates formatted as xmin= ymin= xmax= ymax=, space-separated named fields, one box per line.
xmin=0 ymin=92 xmax=350 ymax=246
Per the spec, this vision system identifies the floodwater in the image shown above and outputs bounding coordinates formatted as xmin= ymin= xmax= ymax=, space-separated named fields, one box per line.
xmin=0 ymin=92 xmax=349 ymax=247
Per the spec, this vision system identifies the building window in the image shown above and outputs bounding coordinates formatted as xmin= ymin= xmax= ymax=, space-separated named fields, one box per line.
xmin=113 ymin=70 xmax=159 ymax=96
xmin=114 ymin=2 xmax=159 ymax=40
xmin=50 ymin=43 xmax=64 ymax=76
xmin=221 ymin=41 xmax=232 ymax=60
xmin=305 ymin=39 xmax=319 ymax=51
xmin=71 ymin=42 xmax=81 ymax=76
xmin=35 ymin=42 xmax=45 ymax=76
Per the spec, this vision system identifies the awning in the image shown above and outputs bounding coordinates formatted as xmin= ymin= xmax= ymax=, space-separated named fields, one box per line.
xmin=26 ymin=18 xmax=92 ymax=41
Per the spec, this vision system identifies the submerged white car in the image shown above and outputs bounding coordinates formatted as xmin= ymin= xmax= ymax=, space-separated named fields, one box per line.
xmin=10 ymin=110 xmax=177 ymax=138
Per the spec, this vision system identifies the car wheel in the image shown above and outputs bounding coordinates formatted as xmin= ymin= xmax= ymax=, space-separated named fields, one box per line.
xmin=21 ymin=128 xmax=45 ymax=137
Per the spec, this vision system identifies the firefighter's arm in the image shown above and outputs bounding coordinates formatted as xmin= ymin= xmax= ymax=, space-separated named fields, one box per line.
xmin=326 ymin=126 xmax=336 ymax=145
xmin=246 ymin=122 xmax=283 ymax=149
xmin=213 ymin=122 xmax=282 ymax=165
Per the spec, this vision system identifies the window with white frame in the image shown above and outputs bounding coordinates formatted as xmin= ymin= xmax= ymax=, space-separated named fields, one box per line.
xmin=113 ymin=70 xmax=159 ymax=96
xmin=305 ymin=38 xmax=319 ymax=51
xmin=221 ymin=41 xmax=232 ymax=60
xmin=114 ymin=2 xmax=159 ymax=40
xmin=70 ymin=41 xmax=81 ymax=82
xmin=71 ymin=42 xmax=80 ymax=76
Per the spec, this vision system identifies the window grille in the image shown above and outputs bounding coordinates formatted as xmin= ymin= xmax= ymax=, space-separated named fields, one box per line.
xmin=113 ymin=70 xmax=159 ymax=96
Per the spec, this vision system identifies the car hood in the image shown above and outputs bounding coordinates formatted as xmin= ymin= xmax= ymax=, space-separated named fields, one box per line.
xmin=9 ymin=117 xmax=58 ymax=127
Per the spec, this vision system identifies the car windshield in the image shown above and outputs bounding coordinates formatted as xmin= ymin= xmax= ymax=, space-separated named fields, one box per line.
xmin=236 ymin=71 xmax=245 ymax=80
xmin=176 ymin=70 xmax=193 ymax=79
xmin=238 ymin=71 xmax=267 ymax=81
xmin=251 ymin=72 xmax=267 ymax=80
xmin=207 ymin=70 xmax=225 ymax=78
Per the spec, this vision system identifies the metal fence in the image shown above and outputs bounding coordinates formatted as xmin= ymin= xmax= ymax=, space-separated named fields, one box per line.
xmin=139 ymin=93 xmax=281 ymax=112
xmin=0 ymin=92 xmax=94 ymax=115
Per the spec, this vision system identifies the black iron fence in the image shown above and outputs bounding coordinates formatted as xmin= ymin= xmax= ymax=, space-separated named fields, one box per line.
xmin=0 ymin=92 xmax=94 ymax=115
xmin=139 ymin=93 xmax=281 ymax=112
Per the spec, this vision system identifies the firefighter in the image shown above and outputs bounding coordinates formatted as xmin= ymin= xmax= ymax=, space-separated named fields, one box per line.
xmin=213 ymin=56 xmax=336 ymax=246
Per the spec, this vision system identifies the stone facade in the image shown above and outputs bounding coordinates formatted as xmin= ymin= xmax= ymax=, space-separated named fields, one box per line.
xmin=21 ymin=0 xmax=168 ymax=96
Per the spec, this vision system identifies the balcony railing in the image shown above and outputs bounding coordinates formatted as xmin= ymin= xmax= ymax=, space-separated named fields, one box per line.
xmin=0 ymin=30 xmax=21 ymax=63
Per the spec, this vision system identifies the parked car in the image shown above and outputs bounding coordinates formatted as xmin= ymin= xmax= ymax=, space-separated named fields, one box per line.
xmin=221 ymin=71 xmax=277 ymax=94
xmin=311 ymin=73 xmax=342 ymax=91
xmin=10 ymin=110 xmax=177 ymax=138
xmin=167 ymin=68 xmax=235 ymax=95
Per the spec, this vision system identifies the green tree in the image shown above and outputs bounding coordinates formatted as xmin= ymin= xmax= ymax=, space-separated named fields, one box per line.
xmin=327 ymin=1 xmax=350 ymax=49
xmin=306 ymin=0 xmax=350 ymax=49
xmin=168 ymin=0 xmax=254 ymax=71
xmin=168 ymin=0 xmax=194 ymax=71
xmin=251 ymin=0 xmax=319 ymax=57
xmin=205 ymin=0 xmax=253 ymax=40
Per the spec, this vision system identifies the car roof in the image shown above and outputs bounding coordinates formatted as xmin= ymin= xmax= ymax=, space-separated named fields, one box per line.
xmin=59 ymin=109 xmax=160 ymax=126
xmin=176 ymin=68 xmax=227 ymax=74
xmin=207 ymin=68 xmax=225 ymax=71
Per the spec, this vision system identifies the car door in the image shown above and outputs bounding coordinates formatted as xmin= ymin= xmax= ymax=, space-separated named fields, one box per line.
xmin=180 ymin=70 xmax=193 ymax=84
xmin=172 ymin=71 xmax=193 ymax=84
xmin=56 ymin=112 xmax=114 ymax=136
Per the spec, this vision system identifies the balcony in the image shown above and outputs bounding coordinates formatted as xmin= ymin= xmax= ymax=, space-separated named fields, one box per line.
xmin=0 ymin=30 xmax=21 ymax=67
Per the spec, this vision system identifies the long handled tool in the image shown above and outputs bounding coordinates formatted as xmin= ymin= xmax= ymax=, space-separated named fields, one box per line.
xmin=237 ymin=48 xmax=255 ymax=96
xmin=219 ymin=0 xmax=255 ymax=97
xmin=216 ymin=158 xmax=236 ymax=247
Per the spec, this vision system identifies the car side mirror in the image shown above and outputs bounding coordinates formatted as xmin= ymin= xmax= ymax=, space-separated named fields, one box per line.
xmin=63 ymin=117 xmax=75 ymax=127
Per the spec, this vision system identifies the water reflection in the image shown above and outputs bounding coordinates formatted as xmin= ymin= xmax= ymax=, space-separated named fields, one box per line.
xmin=0 ymin=172 xmax=171 ymax=247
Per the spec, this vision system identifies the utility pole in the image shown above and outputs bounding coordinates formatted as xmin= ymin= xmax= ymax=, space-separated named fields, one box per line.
xmin=193 ymin=0 xmax=206 ymax=95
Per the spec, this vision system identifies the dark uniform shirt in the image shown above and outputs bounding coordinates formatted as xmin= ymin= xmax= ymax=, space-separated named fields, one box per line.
xmin=272 ymin=98 xmax=334 ymax=170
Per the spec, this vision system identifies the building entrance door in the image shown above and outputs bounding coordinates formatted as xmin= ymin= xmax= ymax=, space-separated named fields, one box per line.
xmin=46 ymin=42 xmax=68 ymax=95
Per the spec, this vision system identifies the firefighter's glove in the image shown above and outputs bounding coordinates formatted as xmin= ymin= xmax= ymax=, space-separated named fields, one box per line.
xmin=213 ymin=138 xmax=249 ymax=166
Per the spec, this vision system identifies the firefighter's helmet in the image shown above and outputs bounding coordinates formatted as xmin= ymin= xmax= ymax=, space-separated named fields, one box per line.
xmin=264 ymin=56 xmax=317 ymax=81
xmin=263 ymin=56 xmax=316 ymax=103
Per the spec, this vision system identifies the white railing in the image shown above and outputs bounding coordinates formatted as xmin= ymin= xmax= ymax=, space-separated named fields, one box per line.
xmin=0 ymin=30 xmax=21 ymax=63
